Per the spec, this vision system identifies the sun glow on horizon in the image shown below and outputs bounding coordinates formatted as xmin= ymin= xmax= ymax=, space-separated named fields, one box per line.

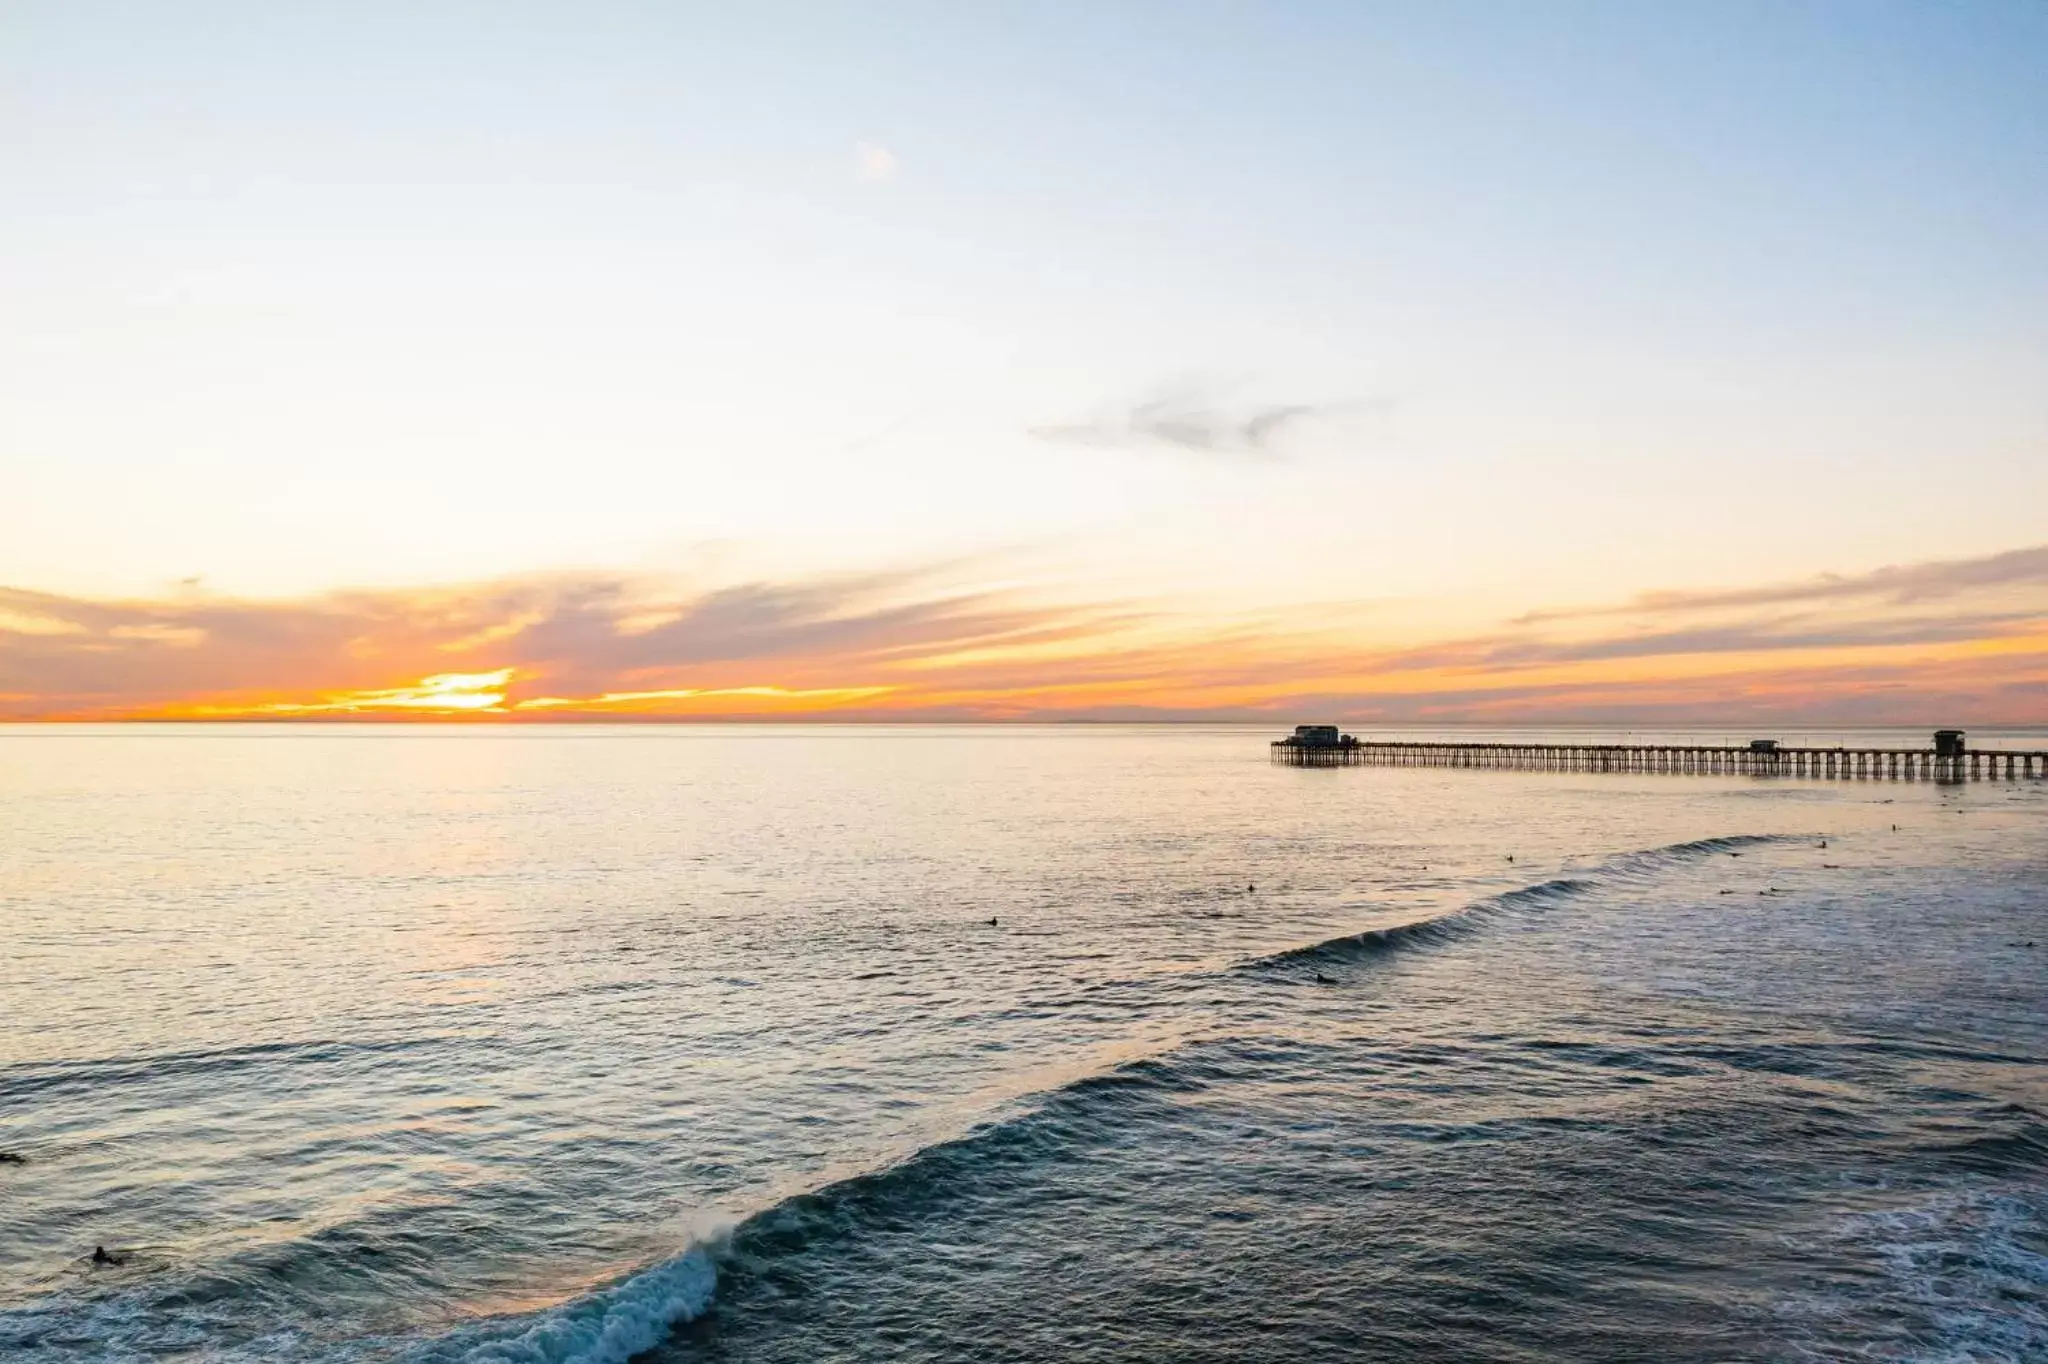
xmin=177 ymin=669 xmax=518 ymax=718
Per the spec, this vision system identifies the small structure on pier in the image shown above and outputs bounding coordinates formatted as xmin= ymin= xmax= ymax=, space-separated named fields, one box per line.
xmin=1272 ymin=724 xmax=1359 ymax=763
xmin=1287 ymin=724 xmax=1347 ymax=748
xmin=1934 ymin=729 xmax=1966 ymax=759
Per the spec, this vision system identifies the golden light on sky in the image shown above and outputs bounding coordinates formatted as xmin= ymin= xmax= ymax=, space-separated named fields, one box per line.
xmin=2 ymin=5 xmax=2044 ymax=725
xmin=4 ymin=545 xmax=2043 ymax=725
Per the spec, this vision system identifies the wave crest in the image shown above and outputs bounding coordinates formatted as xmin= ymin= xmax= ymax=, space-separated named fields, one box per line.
xmin=1237 ymin=832 xmax=1801 ymax=976
xmin=401 ymin=1251 xmax=715 ymax=1364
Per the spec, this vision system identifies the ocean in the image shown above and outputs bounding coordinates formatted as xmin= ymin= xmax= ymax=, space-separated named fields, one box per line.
xmin=2 ymin=724 xmax=2044 ymax=1363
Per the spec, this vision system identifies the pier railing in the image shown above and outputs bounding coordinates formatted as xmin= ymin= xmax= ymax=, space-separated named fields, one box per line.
xmin=1270 ymin=739 xmax=2044 ymax=781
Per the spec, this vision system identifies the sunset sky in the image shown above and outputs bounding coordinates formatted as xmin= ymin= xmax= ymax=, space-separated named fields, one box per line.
xmin=3 ymin=2 xmax=2044 ymax=722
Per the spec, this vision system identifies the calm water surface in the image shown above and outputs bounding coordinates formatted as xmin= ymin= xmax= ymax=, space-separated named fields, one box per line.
xmin=2 ymin=725 xmax=2044 ymax=1363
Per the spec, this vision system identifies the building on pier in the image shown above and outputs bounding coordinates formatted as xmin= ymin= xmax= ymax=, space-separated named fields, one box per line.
xmin=1282 ymin=724 xmax=1350 ymax=749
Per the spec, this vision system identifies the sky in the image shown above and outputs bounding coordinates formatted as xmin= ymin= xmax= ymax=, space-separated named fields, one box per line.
xmin=2 ymin=1 xmax=2044 ymax=722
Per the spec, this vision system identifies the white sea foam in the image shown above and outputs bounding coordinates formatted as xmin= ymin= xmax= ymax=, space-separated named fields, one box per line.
xmin=1858 ymin=1190 xmax=2048 ymax=1364
xmin=1778 ymin=1187 xmax=2048 ymax=1364
xmin=401 ymin=1250 xmax=717 ymax=1364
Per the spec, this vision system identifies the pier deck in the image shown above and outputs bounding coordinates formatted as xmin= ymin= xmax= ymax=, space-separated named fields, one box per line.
xmin=1271 ymin=739 xmax=2045 ymax=781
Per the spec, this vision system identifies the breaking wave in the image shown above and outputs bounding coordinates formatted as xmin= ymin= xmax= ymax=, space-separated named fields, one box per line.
xmin=1239 ymin=878 xmax=1592 ymax=974
xmin=398 ymin=1252 xmax=717 ymax=1364
xmin=1598 ymin=832 xmax=1803 ymax=877
xmin=1240 ymin=831 xmax=1801 ymax=977
xmin=395 ymin=1050 xmax=1204 ymax=1364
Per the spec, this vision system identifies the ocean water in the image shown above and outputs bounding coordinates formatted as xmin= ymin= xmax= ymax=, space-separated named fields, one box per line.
xmin=2 ymin=723 xmax=2044 ymax=1364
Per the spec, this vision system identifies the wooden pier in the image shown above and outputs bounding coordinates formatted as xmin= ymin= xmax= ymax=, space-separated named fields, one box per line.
xmin=1271 ymin=734 xmax=2046 ymax=781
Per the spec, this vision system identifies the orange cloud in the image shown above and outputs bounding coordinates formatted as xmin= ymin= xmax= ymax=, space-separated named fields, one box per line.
xmin=1 ymin=546 xmax=2044 ymax=724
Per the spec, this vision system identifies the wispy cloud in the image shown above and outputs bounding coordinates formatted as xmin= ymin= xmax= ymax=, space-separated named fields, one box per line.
xmin=1031 ymin=385 xmax=1329 ymax=458
xmin=1516 ymin=544 xmax=2048 ymax=624
xmin=1465 ymin=609 xmax=2048 ymax=668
